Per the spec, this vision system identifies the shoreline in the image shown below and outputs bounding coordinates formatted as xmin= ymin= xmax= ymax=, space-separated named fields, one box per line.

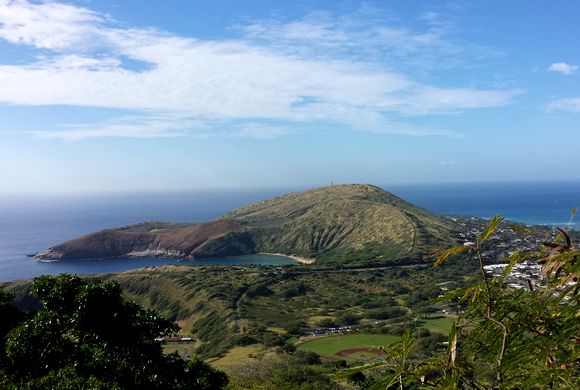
xmin=260 ymin=252 xmax=315 ymax=265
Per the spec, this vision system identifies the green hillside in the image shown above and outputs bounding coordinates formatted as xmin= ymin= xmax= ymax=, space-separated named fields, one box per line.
xmin=4 ymin=260 xmax=474 ymax=361
xmin=227 ymin=184 xmax=456 ymax=261
xmin=36 ymin=184 xmax=458 ymax=264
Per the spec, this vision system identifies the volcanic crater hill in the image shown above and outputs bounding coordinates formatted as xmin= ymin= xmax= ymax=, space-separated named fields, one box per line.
xmin=35 ymin=184 xmax=458 ymax=263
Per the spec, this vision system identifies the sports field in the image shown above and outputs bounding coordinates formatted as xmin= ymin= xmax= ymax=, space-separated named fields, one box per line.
xmin=162 ymin=341 xmax=196 ymax=359
xmin=297 ymin=334 xmax=399 ymax=358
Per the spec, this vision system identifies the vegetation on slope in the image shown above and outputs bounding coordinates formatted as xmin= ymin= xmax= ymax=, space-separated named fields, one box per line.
xmin=75 ymin=259 xmax=476 ymax=360
xmin=36 ymin=184 xmax=458 ymax=264
xmin=336 ymin=218 xmax=580 ymax=389
xmin=228 ymin=184 xmax=456 ymax=261
xmin=5 ymin=217 xmax=578 ymax=388
xmin=0 ymin=275 xmax=227 ymax=389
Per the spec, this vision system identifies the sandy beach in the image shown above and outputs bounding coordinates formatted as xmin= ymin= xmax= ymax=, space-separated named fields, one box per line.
xmin=260 ymin=252 xmax=315 ymax=264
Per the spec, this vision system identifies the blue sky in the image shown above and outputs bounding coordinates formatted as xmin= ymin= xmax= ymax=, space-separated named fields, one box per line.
xmin=0 ymin=0 xmax=579 ymax=192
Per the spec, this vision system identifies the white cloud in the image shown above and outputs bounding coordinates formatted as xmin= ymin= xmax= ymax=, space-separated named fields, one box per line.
xmin=547 ymin=97 xmax=580 ymax=113
xmin=231 ymin=123 xmax=290 ymax=139
xmin=0 ymin=0 xmax=104 ymax=50
xmin=240 ymin=11 xmax=448 ymax=62
xmin=547 ymin=62 xmax=578 ymax=75
xmin=0 ymin=0 xmax=520 ymax=140
xmin=35 ymin=115 xmax=202 ymax=141
xmin=392 ymin=86 xmax=522 ymax=115
xmin=239 ymin=7 xmax=503 ymax=69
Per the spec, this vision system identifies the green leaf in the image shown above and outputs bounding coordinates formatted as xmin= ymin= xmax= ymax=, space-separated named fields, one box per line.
xmin=478 ymin=215 xmax=504 ymax=243
xmin=509 ymin=224 xmax=532 ymax=235
xmin=502 ymin=250 xmax=522 ymax=281
xmin=448 ymin=323 xmax=458 ymax=367
xmin=434 ymin=246 xmax=468 ymax=268
xmin=369 ymin=371 xmax=402 ymax=390
xmin=456 ymin=283 xmax=481 ymax=304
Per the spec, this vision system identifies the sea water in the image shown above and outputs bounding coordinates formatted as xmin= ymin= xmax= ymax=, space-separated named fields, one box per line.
xmin=0 ymin=182 xmax=578 ymax=282
xmin=0 ymin=189 xmax=293 ymax=282
xmin=390 ymin=181 xmax=579 ymax=226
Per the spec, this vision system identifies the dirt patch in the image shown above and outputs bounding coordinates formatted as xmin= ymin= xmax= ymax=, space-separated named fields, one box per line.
xmin=335 ymin=348 xmax=386 ymax=358
xmin=358 ymin=285 xmax=382 ymax=293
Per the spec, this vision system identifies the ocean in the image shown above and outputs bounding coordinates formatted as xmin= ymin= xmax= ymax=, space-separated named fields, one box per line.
xmin=1 ymin=182 xmax=578 ymax=282
xmin=390 ymin=181 xmax=579 ymax=226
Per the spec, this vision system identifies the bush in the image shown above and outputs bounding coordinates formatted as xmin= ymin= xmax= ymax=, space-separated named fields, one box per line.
xmin=346 ymin=371 xmax=366 ymax=385
xmin=233 ymin=335 xmax=259 ymax=346
xmin=384 ymin=218 xmax=580 ymax=388
xmin=336 ymin=311 xmax=360 ymax=325
xmin=317 ymin=318 xmax=337 ymax=328
xmin=259 ymin=331 xmax=287 ymax=347
xmin=0 ymin=275 xmax=228 ymax=389
xmin=246 ymin=283 xmax=273 ymax=298
xmin=280 ymin=282 xmax=310 ymax=298
xmin=284 ymin=320 xmax=306 ymax=335
xmin=293 ymin=350 xmax=321 ymax=365
xmin=364 ymin=306 xmax=406 ymax=320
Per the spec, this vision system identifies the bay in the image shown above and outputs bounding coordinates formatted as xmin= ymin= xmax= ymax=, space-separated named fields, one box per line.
xmin=1 ymin=181 xmax=578 ymax=282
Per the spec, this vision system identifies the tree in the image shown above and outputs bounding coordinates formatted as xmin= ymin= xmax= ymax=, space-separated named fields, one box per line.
xmin=357 ymin=216 xmax=579 ymax=389
xmin=386 ymin=216 xmax=580 ymax=389
xmin=0 ymin=288 xmax=24 ymax=388
xmin=0 ymin=289 xmax=23 ymax=351
xmin=433 ymin=218 xmax=579 ymax=388
xmin=0 ymin=274 xmax=227 ymax=389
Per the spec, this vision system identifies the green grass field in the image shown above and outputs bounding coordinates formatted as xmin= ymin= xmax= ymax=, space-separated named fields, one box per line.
xmin=297 ymin=334 xmax=399 ymax=357
xmin=162 ymin=341 xmax=196 ymax=359
xmin=418 ymin=316 xmax=456 ymax=335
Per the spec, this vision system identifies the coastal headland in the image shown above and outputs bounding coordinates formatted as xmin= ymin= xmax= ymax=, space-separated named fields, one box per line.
xmin=35 ymin=184 xmax=457 ymax=265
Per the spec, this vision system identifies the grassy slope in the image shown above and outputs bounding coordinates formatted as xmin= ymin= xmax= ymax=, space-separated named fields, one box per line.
xmin=209 ymin=345 xmax=273 ymax=371
xmin=418 ymin=316 xmax=456 ymax=335
xmin=104 ymin=259 xmax=473 ymax=358
xmin=41 ymin=184 xmax=458 ymax=264
xmin=227 ymin=184 xmax=457 ymax=262
xmin=4 ymin=257 xmax=476 ymax=364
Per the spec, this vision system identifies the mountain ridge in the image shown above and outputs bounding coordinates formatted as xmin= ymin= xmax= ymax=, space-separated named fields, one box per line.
xmin=35 ymin=184 xmax=458 ymax=264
